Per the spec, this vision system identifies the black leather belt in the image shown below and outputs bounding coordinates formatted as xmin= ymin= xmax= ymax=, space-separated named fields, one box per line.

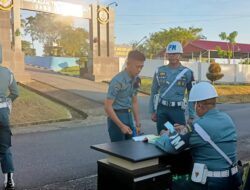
xmin=114 ymin=108 xmax=132 ymax=113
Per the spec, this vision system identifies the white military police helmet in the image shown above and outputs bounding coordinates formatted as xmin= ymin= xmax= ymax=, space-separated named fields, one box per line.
xmin=166 ymin=41 xmax=183 ymax=54
xmin=189 ymin=82 xmax=218 ymax=102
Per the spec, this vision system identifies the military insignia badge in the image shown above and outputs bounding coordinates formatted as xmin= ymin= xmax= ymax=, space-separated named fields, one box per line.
xmin=0 ymin=0 xmax=13 ymax=11
xmin=98 ymin=7 xmax=109 ymax=24
xmin=133 ymin=76 xmax=141 ymax=89
xmin=159 ymin=72 xmax=166 ymax=77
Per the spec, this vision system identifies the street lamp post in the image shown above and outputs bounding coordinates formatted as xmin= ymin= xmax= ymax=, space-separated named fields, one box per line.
xmin=107 ymin=2 xmax=118 ymax=7
xmin=133 ymin=36 xmax=147 ymax=49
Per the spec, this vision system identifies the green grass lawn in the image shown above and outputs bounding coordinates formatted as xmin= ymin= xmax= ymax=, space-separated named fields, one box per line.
xmin=10 ymin=86 xmax=71 ymax=126
xmin=140 ymin=77 xmax=250 ymax=103
xmin=59 ymin=66 xmax=80 ymax=76
xmin=10 ymin=78 xmax=250 ymax=126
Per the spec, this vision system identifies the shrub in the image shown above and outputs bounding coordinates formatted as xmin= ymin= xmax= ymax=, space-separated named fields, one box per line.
xmin=206 ymin=61 xmax=224 ymax=84
xmin=240 ymin=59 xmax=250 ymax=65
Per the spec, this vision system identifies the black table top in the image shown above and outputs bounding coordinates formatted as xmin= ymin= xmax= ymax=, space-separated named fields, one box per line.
xmin=90 ymin=140 xmax=166 ymax=162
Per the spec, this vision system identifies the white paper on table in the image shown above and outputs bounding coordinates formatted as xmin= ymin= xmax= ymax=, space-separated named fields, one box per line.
xmin=132 ymin=134 xmax=158 ymax=141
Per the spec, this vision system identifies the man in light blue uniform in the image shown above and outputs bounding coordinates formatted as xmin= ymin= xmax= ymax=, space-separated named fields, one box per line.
xmin=155 ymin=82 xmax=241 ymax=190
xmin=0 ymin=45 xmax=19 ymax=190
xmin=149 ymin=41 xmax=195 ymax=135
xmin=104 ymin=50 xmax=145 ymax=142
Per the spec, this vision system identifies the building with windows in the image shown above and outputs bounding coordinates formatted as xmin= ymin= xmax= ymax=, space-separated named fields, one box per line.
xmin=183 ymin=40 xmax=250 ymax=64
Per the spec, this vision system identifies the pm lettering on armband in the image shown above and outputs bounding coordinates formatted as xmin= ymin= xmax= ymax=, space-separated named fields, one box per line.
xmin=170 ymin=135 xmax=185 ymax=150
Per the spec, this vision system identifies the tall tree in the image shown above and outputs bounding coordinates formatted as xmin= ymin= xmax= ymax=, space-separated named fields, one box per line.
xmin=24 ymin=16 xmax=38 ymax=48
xmin=135 ymin=27 xmax=205 ymax=58
xmin=216 ymin=31 xmax=238 ymax=64
xmin=24 ymin=13 xmax=82 ymax=56
xmin=58 ymin=27 xmax=89 ymax=57
xmin=24 ymin=13 xmax=89 ymax=57
xmin=21 ymin=40 xmax=36 ymax=56
xmin=240 ymin=59 xmax=250 ymax=64
xmin=25 ymin=13 xmax=73 ymax=46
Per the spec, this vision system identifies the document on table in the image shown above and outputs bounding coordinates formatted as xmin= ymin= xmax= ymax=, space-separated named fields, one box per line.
xmin=132 ymin=134 xmax=160 ymax=142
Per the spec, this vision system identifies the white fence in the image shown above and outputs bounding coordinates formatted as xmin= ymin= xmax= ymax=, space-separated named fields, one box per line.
xmin=119 ymin=58 xmax=250 ymax=83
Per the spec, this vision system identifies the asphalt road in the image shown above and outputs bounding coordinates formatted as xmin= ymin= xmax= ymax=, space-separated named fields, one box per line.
xmin=9 ymin=67 xmax=249 ymax=189
xmin=10 ymin=118 xmax=159 ymax=189
xmin=7 ymin=102 xmax=250 ymax=189
xmin=216 ymin=103 xmax=250 ymax=137
xmin=12 ymin=121 xmax=107 ymax=189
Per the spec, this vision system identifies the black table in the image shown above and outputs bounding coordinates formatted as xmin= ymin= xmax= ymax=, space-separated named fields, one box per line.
xmin=91 ymin=140 xmax=167 ymax=162
xmin=91 ymin=140 xmax=172 ymax=190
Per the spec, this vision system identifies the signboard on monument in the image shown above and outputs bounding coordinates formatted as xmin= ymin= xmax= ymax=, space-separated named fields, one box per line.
xmin=20 ymin=0 xmax=90 ymax=18
xmin=0 ymin=0 xmax=13 ymax=11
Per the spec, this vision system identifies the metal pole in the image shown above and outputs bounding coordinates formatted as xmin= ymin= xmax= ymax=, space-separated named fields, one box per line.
xmin=198 ymin=62 xmax=202 ymax=82
xmin=234 ymin=64 xmax=237 ymax=84
xmin=133 ymin=36 xmax=147 ymax=49
xmin=208 ymin=50 xmax=210 ymax=63
xmin=232 ymin=44 xmax=235 ymax=64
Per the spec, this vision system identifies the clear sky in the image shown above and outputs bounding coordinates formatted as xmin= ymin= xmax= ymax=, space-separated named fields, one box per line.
xmin=88 ymin=0 xmax=250 ymax=45
xmin=21 ymin=0 xmax=250 ymax=55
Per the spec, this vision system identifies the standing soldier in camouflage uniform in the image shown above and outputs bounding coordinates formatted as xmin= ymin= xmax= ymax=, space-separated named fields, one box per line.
xmin=149 ymin=41 xmax=195 ymax=135
xmin=104 ymin=50 xmax=145 ymax=142
xmin=0 ymin=46 xmax=19 ymax=190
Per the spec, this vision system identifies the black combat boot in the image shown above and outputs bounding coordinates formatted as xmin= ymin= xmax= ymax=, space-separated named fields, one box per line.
xmin=4 ymin=173 xmax=15 ymax=190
